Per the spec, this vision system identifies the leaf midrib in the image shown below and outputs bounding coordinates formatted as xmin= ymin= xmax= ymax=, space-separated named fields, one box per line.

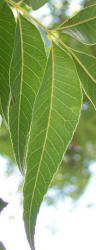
xmin=18 ymin=14 xmax=24 ymax=171
xmin=57 ymin=16 xmax=96 ymax=31
xmin=28 ymin=41 xmax=55 ymax=244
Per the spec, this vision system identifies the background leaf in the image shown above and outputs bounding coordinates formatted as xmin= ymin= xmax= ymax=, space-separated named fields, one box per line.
xmin=59 ymin=33 xmax=95 ymax=56
xmin=71 ymin=50 xmax=96 ymax=110
xmin=9 ymin=14 xmax=46 ymax=173
xmin=24 ymin=0 xmax=48 ymax=9
xmin=23 ymin=42 xmax=82 ymax=249
xmin=58 ymin=4 xmax=96 ymax=45
xmin=0 ymin=2 xmax=15 ymax=121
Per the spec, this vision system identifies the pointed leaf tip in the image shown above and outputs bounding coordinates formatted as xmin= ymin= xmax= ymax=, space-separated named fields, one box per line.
xmin=0 ymin=198 xmax=8 ymax=213
xmin=23 ymin=42 xmax=82 ymax=249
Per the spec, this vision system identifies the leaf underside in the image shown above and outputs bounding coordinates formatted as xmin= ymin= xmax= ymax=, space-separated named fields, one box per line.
xmin=9 ymin=14 xmax=47 ymax=173
xmin=0 ymin=1 xmax=15 ymax=121
xmin=23 ymin=42 xmax=82 ymax=249
xmin=58 ymin=4 xmax=96 ymax=45
xmin=71 ymin=50 xmax=96 ymax=110
xmin=58 ymin=32 xmax=96 ymax=110
xmin=1 ymin=2 xmax=96 ymax=250
xmin=24 ymin=0 xmax=48 ymax=10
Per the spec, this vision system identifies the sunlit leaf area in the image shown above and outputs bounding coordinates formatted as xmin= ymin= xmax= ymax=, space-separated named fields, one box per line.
xmin=0 ymin=0 xmax=96 ymax=249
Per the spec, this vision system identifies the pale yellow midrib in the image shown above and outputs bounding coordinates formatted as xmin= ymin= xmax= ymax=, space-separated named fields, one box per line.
xmin=56 ymin=16 xmax=96 ymax=31
xmin=18 ymin=14 xmax=24 ymax=171
xmin=28 ymin=42 xmax=55 ymax=245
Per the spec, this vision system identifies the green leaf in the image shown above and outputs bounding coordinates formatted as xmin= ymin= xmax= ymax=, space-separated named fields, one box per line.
xmin=58 ymin=4 xmax=96 ymax=45
xmin=60 ymin=32 xmax=94 ymax=56
xmin=23 ymin=42 xmax=82 ymax=249
xmin=0 ymin=0 xmax=5 ymax=8
xmin=0 ymin=2 xmax=16 ymax=121
xmin=0 ymin=198 xmax=8 ymax=213
xmin=24 ymin=0 xmax=48 ymax=10
xmin=9 ymin=14 xmax=47 ymax=173
xmin=71 ymin=49 xmax=96 ymax=110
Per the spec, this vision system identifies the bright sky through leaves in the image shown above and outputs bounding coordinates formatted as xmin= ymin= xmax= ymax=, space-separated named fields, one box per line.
xmin=0 ymin=157 xmax=96 ymax=250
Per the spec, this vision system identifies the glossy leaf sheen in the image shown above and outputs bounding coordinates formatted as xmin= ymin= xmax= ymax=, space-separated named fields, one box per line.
xmin=24 ymin=0 xmax=48 ymax=9
xmin=9 ymin=14 xmax=46 ymax=173
xmin=72 ymin=50 xmax=96 ymax=110
xmin=59 ymin=4 xmax=96 ymax=45
xmin=0 ymin=2 xmax=15 ymax=121
xmin=23 ymin=42 xmax=82 ymax=249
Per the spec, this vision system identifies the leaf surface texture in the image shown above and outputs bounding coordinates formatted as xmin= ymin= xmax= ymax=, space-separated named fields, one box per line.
xmin=24 ymin=0 xmax=48 ymax=9
xmin=23 ymin=42 xmax=82 ymax=249
xmin=72 ymin=50 xmax=96 ymax=109
xmin=9 ymin=14 xmax=46 ymax=173
xmin=58 ymin=4 xmax=96 ymax=45
xmin=0 ymin=2 xmax=15 ymax=121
